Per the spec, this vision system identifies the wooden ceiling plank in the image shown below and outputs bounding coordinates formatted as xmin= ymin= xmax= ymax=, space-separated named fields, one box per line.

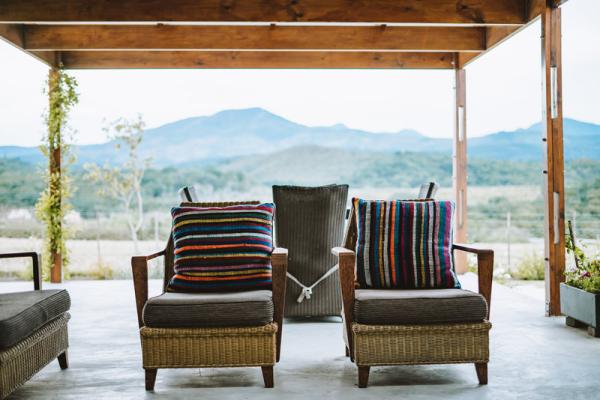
xmin=23 ymin=25 xmax=486 ymax=52
xmin=0 ymin=0 xmax=526 ymax=25
xmin=59 ymin=51 xmax=455 ymax=69
xmin=0 ymin=23 xmax=58 ymax=67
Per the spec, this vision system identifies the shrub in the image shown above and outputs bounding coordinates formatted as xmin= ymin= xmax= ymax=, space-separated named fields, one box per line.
xmin=511 ymin=252 xmax=545 ymax=280
xmin=566 ymin=227 xmax=600 ymax=294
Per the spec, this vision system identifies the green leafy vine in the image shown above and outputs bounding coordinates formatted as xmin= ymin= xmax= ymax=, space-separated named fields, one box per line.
xmin=35 ymin=68 xmax=79 ymax=280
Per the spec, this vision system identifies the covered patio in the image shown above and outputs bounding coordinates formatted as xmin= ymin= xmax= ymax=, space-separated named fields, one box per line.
xmin=0 ymin=0 xmax=568 ymax=316
xmin=1 ymin=276 xmax=598 ymax=399
xmin=0 ymin=0 xmax=594 ymax=399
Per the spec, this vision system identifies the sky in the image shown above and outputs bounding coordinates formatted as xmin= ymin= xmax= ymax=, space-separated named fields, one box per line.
xmin=0 ymin=0 xmax=598 ymax=147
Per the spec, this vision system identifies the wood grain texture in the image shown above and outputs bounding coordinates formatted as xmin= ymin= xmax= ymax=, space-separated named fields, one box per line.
xmin=358 ymin=366 xmax=370 ymax=388
xmin=261 ymin=366 xmax=274 ymax=388
xmin=0 ymin=0 xmax=527 ymax=24
xmin=57 ymin=351 xmax=69 ymax=370
xmin=541 ymin=4 xmax=565 ymax=316
xmin=144 ymin=368 xmax=157 ymax=391
xmin=453 ymin=68 xmax=468 ymax=274
xmin=23 ymin=25 xmax=486 ymax=52
xmin=131 ymin=250 xmax=165 ymax=328
xmin=332 ymin=246 xmax=356 ymax=361
xmin=475 ymin=362 xmax=488 ymax=384
xmin=453 ymin=244 xmax=494 ymax=318
xmin=59 ymin=51 xmax=456 ymax=69
xmin=271 ymin=247 xmax=288 ymax=362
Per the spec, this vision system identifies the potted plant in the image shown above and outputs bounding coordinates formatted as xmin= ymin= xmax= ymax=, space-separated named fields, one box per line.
xmin=561 ymin=221 xmax=600 ymax=337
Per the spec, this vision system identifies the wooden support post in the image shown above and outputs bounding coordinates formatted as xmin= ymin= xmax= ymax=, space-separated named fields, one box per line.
xmin=453 ymin=67 xmax=468 ymax=274
xmin=541 ymin=3 xmax=565 ymax=316
xmin=48 ymin=67 xmax=62 ymax=283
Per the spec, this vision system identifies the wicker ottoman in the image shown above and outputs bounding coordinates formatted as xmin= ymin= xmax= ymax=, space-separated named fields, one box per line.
xmin=0 ymin=313 xmax=70 ymax=399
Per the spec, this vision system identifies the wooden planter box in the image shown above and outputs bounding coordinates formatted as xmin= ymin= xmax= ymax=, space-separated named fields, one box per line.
xmin=560 ymin=283 xmax=600 ymax=337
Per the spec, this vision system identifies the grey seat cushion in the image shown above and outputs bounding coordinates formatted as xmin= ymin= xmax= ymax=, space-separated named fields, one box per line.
xmin=143 ymin=290 xmax=274 ymax=328
xmin=0 ymin=289 xmax=71 ymax=349
xmin=354 ymin=288 xmax=487 ymax=325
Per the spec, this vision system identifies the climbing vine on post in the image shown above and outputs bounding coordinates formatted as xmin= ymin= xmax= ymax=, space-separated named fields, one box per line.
xmin=35 ymin=68 xmax=78 ymax=282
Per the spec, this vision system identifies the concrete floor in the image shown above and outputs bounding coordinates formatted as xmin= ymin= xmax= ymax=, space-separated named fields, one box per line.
xmin=2 ymin=275 xmax=599 ymax=400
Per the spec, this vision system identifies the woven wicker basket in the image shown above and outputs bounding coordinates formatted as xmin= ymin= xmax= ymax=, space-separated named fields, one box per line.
xmin=0 ymin=313 xmax=70 ymax=399
xmin=140 ymin=323 xmax=277 ymax=369
xmin=352 ymin=321 xmax=491 ymax=366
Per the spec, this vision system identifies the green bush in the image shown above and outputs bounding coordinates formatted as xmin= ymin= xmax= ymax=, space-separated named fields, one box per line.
xmin=511 ymin=253 xmax=545 ymax=280
xmin=566 ymin=233 xmax=600 ymax=294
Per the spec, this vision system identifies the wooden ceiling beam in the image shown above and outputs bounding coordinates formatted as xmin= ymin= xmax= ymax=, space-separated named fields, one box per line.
xmin=0 ymin=0 xmax=527 ymax=25
xmin=23 ymin=25 xmax=487 ymax=52
xmin=0 ymin=23 xmax=58 ymax=67
xmin=59 ymin=51 xmax=456 ymax=69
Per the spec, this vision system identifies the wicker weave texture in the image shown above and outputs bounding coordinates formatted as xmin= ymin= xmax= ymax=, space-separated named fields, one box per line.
xmin=140 ymin=323 xmax=277 ymax=368
xmin=273 ymin=185 xmax=348 ymax=317
xmin=0 ymin=313 xmax=70 ymax=399
xmin=352 ymin=321 xmax=491 ymax=366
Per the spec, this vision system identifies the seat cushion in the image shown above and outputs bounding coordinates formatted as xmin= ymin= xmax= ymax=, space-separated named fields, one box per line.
xmin=143 ymin=290 xmax=274 ymax=328
xmin=354 ymin=288 xmax=487 ymax=325
xmin=0 ymin=289 xmax=71 ymax=349
xmin=353 ymin=198 xmax=460 ymax=289
xmin=167 ymin=203 xmax=274 ymax=292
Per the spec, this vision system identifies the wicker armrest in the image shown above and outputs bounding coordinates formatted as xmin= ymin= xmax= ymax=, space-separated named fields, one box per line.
xmin=452 ymin=243 xmax=494 ymax=318
xmin=332 ymin=247 xmax=356 ymax=356
xmin=270 ymin=247 xmax=288 ymax=362
xmin=131 ymin=250 xmax=166 ymax=328
xmin=0 ymin=252 xmax=41 ymax=290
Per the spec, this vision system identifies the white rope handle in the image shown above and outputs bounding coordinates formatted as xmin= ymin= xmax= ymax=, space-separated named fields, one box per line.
xmin=286 ymin=264 xmax=339 ymax=303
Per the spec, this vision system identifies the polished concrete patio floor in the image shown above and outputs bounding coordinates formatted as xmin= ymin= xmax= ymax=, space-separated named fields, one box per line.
xmin=2 ymin=274 xmax=599 ymax=400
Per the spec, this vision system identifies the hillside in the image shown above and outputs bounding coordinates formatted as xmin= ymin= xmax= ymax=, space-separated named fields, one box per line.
xmin=1 ymin=108 xmax=599 ymax=166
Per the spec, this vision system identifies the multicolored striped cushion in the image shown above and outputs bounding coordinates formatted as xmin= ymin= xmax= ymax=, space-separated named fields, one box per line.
xmin=354 ymin=198 xmax=460 ymax=289
xmin=167 ymin=204 xmax=274 ymax=292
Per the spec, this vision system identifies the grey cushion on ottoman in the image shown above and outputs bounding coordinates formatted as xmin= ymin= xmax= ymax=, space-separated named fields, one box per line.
xmin=0 ymin=289 xmax=71 ymax=349
xmin=354 ymin=288 xmax=488 ymax=325
xmin=143 ymin=290 xmax=274 ymax=328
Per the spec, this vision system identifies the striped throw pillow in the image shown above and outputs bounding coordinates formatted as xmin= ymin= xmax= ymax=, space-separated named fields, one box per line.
xmin=167 ymin=203 xmax=274 ymax=292
xmin=354 ymin=198 xmax=460 ymax=289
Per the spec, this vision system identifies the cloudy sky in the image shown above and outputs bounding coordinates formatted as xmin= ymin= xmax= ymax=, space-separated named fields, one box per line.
xmin=0 ymin=0 xmax=598 ymax=146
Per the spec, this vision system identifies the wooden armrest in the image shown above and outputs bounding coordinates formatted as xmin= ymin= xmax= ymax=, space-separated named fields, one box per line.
xmin=332 ymin=247 xmax=355 ymax=257
xmin=453 ymin=243 xmax=494 ymax=318
xmin=270 ymin=247 xmax=288 ymax=362
xmin=332 ymin=247 xmax=356 ymax=358
xmin=0 ymin=252 xmax=41 ymax=290
xmin=453 ymin=243 xmax=494 ymax=256
xmin=131 ymin=249 xmax=166 ymax=328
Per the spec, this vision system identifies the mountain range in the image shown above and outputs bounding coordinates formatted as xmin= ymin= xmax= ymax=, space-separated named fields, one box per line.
xmin=1 ymin=107 xmax=599 ymax=167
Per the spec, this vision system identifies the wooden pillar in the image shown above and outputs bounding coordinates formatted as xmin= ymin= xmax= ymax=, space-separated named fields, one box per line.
xmin=48 ymin=67 xmax=63 ymax=283
xmin=453 ymin=67 xmax=468 ymax=273
xmin=541 ymin=4 xmax=565 ymax=316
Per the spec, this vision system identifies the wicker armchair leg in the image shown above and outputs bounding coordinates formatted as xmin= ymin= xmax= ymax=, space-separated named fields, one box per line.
xmin=57 ymin=351 xmax=69 ymax=370
xmin=358 ymin=366 xmax=370 ymax=388
xmin=261 ymin=366 xmax=274 ymax=388
xmin=475 ymin=363 xmax=488 ymax=385
xmin=145 ymin=368 xmax=158 ymax=391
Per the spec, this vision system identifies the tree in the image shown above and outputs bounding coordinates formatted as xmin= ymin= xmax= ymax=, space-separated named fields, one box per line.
xmin=85 ymin=116 xmax=150 ymax=253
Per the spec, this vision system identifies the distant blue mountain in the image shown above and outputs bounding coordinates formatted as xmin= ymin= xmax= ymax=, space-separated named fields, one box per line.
xmin=1 ymin=107 xmax=598 ymax=167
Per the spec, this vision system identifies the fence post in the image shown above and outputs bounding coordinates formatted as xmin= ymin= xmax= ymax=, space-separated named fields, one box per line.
xmin=506 ymin=211 xmax=511 ymax=270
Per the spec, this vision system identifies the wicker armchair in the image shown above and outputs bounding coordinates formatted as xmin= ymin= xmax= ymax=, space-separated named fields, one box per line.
xmin=332 ymin=203 xmax=493 ymax=388
xmin=131 ymin=201 xmax=288 ymax=391
xmin=0 ymin=252 xmax=70 ymax=399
